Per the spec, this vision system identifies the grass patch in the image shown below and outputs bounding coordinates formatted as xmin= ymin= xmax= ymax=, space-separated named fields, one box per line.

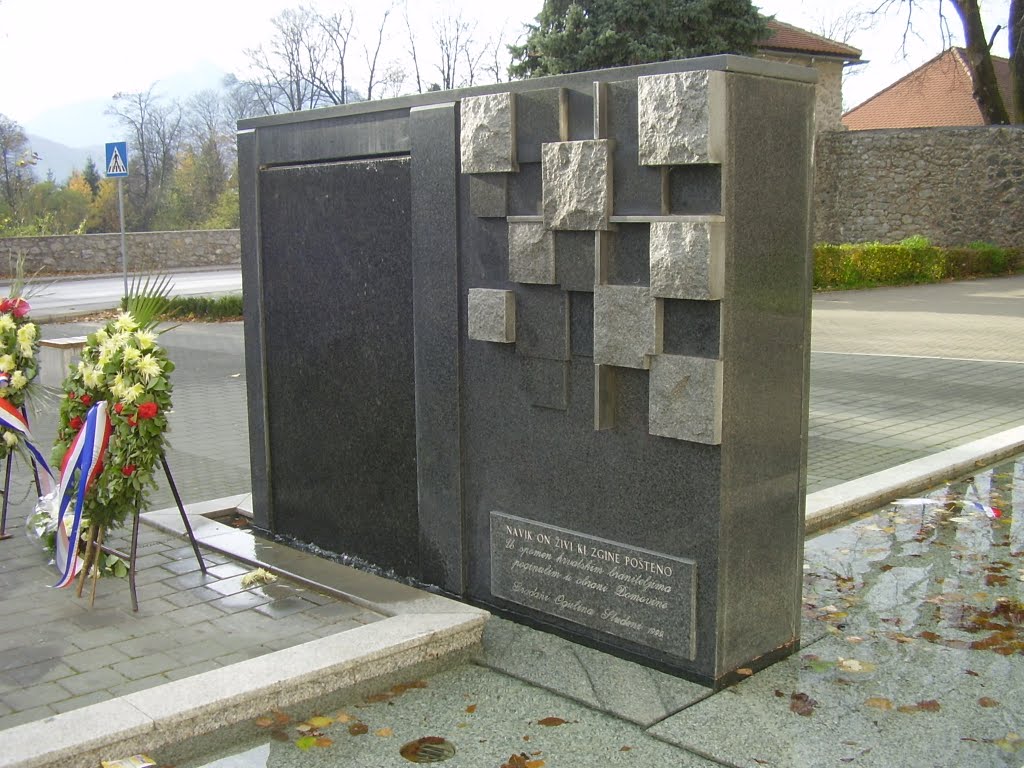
xmin=814 ymin=237 xmax=1022 ymax=290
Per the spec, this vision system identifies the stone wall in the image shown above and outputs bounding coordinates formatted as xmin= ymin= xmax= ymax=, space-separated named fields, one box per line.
xmin=0 ymin=229 xmax=240 ymax=274
xmin=814 ymin=125 xmax=1024 ymax=246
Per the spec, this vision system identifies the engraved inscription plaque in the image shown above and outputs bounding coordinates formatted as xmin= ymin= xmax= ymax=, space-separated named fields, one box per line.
xmin=490 ymin=511 xmax=696 ymax=659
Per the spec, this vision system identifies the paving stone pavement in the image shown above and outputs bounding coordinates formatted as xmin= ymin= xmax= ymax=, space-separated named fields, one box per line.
xmin=0 ymin=274 xmax=1021 ymax=735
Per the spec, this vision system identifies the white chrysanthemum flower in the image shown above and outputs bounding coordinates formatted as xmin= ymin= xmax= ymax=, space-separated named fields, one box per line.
xmin=10 ymin=370 xmax=27 ymax=390
xmin=93 ymin=328 xmax=109 ymax=344
xmin=18 ymin=341 xmax=33 ymax=359
xmin=0 ymin=354 xmax=14 ymax=372
xmin=77 ymin=360 xmax=89 ymax=375
xmin=115 ymin=312 xmax=139 ymax=332
xmin=121 ymin=346 xmax=142 ymax=365
xmin=134 ymin=330 xmax=158 ymax=350
xmin=136 ymin=354 xmax=162 ymax=381
xmin=16 ymin=323 xmax=36 ymax=343
xmin=110 ymin=331 xmax=131 ymax=348
xmin=0 ymin=315 xmax=15 ymax=333
xmin=3 ymin=431 xmax=17 ymax=448
xmin=83 ymin=366 xmax=104 ymax=389
xmin=121 ymin=383 xmax=145 ymax=404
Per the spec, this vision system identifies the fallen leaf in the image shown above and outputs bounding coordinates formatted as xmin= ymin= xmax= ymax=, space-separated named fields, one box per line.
xmin=838 ymin=658 xmax=876 ymax=673
xmin=537 ymin=717 xmax=568 ymax=727
xmin=620 ymin=746 xmax=632 ymax=752
xmin=737 ymin=668 xmax=753 ymax=676
xmin=254 ymin=716 xmax=275 ymax=728
xmin=295 ymin=724 xmax=314 ymax=734
xmin=865 ymin=697 xmax=894 ymax=710
xmin=295 ymin=736 xmax=317 ymax=750
xmin=790 ymin=692 xmax=818 ymax=717
xmin=466 ymin=704 xmax=477 ymax=713
xmin=898 ymin=700 xmax=941 ymax=714
xmin=314 ymin=737 xmax=333 ymax=748
xmin=995 ymin=732 xmax=1024 ymax=752
xmin=335 ymin=712 xmax=353 ymax=723
xmin=978 ymin=697 xmax=1000 ymax=708
xmin=526 ymin=761 xmax=545 ymax=768
xmin=240 ymin=568 xmax=277 ymax=587
xmin=272 ymin=711 xmax=291 ymax=726
xmin=348 ymin=722 xmax=369 ymax=736
xmin=306 ymin=715 xmax=333 ymax=729
xmin=965 ymin=669 xmax=980 ymax=677
xmin=364 ymin=692 xmax=392 ymax=703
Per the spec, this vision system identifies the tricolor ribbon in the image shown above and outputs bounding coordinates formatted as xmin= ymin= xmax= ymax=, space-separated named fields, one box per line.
xmin=52 ymin=402 xmax=112 ymax=589
xmin=0 ymin=397 xmax=55 ymax=492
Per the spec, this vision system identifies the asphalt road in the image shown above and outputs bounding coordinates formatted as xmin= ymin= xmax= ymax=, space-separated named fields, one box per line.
xmin=0 ymin=269 xmax=242 ymax=321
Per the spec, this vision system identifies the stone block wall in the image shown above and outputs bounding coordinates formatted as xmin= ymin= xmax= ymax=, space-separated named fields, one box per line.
xmin=0 ymin=229 xmax=240 ymax=274
xmin=814 ymin=126 xmax=1024 ymax=246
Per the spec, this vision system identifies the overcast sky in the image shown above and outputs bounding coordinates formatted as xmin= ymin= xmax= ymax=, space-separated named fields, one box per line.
xmin=0 ymin=0 xmax=1013 ymax=134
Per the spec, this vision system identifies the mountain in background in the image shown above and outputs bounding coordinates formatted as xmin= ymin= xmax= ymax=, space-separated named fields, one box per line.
xmin=26 ymin=134 xmax=103 ymax=184
xmin=23 ymin=60 xmax=229 ymax=162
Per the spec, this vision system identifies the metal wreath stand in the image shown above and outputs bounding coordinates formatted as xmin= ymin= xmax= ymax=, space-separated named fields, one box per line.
xmin=0 ymin=447 xmax=206 ymax=612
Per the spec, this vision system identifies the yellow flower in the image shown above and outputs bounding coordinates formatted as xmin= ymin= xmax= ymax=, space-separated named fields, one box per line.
xmin=136 ymin=354 xmax=162 ymax=381
xmin=83 ymin=366 xmax=104 ymax=389
xmin=0 ymin=315 xmax=14 ymax=333
xmin=134 ymin=330 xmax=158 ymax=350
xmin=18 ymin=341 xmax=33 ymax=359
xmin=93 ymin=328 xmax=109 ymax=345
xmin=10 ymin=370 xmax=27 ymax=390
xmin=3 ymin=431 xmax=17 ymax=448
xmin=16 ymin=323 xmax=36 ymax=343
xmin=121 ymin=383 xmax=145 ymax=404
xmin=115 ymin=312 xmax=139 ymax=332
xmin=0 ymin=354 xmax=13 ymax=372
xmin=121 ymin=346 xmax=142 ymax=366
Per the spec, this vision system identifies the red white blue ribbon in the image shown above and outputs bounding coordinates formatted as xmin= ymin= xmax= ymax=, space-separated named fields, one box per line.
xmin=0 ymin=397 xmax=54 ymax=493
xmin=53 ymin=402 xmax=112 ymax=589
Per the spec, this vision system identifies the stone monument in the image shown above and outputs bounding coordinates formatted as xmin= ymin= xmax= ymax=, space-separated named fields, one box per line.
xmin=239 ymin=55 xmax=815 ymax=687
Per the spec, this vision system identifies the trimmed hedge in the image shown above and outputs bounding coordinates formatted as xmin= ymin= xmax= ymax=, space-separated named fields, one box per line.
xmin=814 ymin=237 xmax=1022 ymax=290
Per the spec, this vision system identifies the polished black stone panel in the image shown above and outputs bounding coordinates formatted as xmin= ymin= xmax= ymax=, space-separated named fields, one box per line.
xmin=516 ymin=89 xmax=562 ymax=163
xmin=661 ymin=299 xmax=721 ymax=359
xmin=469 ymin=174 xmax=508 ymax=219
xmin=569 ymin=291 xmax=594 ymax=359
xmin=257 ymin=157 xmax=419 ymax=574
xmin=410 ymin=103 xmax=465 ymax=591
xmin=515 ymin=284 xmax=570 ymax=361
xmin=507 ymin=163 xmax=543 ymax=217
xmin=554 ymin=231 xmax=595 ymax=293
xmin=668 ymin=165 xmax=722 ymax=216
xmin=606 ymin=223 xmax=651 ymax=286
xmin=607 ymin=80 xmax=662 ymax=215
xmin=520 ymin=358 xmax=569 ymax=411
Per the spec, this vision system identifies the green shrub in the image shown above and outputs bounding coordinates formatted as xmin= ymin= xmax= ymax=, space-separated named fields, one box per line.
xmin=120 ymin=293 xmax=243 ymax=320
xmin=813 ymin=238 xmax=1021 ymax=290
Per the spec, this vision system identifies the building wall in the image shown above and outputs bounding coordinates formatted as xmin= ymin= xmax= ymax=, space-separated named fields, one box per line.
xmin=0 ymin=229 xmax=240 ymax=274
xmin=758 ymin=54 xmax=847 ymax=132
xmin=814 ymin=125 xmax=1024 ymax=246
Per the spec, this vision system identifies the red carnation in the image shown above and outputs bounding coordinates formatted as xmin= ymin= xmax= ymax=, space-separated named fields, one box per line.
xmin=121 ymin=464 xmax=136 ymax=477
xmin=9 ymin=298 xmax=29 ymax=319
xmin=114 ymin=403 xmax=124 ymax=415
xmin=80 ymin=394 xmax=92 ymax=406
xmin=0 ymin=299 xmax=10 ymax=313
xmin=127 ymin=416 xmax=137 ymax=427
xmin=69 ymin=416 xmax=84 ymax=430
xmin=68 ymin=391 xmax=76 ymax=400
xmin=137 ymin=402 xmax=158 ymax=420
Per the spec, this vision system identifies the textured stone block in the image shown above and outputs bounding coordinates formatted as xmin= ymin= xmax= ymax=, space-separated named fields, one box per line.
xmin=593 ymin=285 xmax=659 ymax=369
xmin=541 ymin=140 xmax=612 ymax=230
xmin=648 ymin=354 xmax=723 ymax=444
xmin=649 ymin=220 xmax=725 ymax=300
xmin=508 ymin=221 xmax=556 ymax=284
xmin=638 ymin=71 xmax=726 ymax=166
xmin=461 ymin=92 xmax=516 ymax=174
xmin=468 ymin=288 xmax=515 ymax=343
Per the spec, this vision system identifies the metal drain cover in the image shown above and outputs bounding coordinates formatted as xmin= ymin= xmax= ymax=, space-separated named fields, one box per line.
xmin=399 ymin=736 xmax=457 ymax=763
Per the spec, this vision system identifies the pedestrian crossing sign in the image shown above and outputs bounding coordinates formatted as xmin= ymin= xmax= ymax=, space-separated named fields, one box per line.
xmin=105 ymin=141 xmax=128 ymax=177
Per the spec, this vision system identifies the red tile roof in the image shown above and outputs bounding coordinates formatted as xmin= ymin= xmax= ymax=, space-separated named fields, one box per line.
xmin=842 ymin=48 xmax=1013 ymax=129
xmin=757 ymin=19 xmax=862 ymax=61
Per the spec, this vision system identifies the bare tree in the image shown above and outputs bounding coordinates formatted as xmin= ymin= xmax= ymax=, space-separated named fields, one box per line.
xmin=434 ymin=12 xmax=476 ymax=89
xmin=404 ymin=0 xmax=424 ymax=93
xmin=313 ymin=7 xmax=356 ymax=104
xmin=0 ymin=114 xmax=35 ymax=215
xmin=107 ymin=85 xmax=184 ymax=229
xmin=871 ymin=0 xmax=1020 ymax=123
xmin=364 ymin=6 xmax=393 ymax=100
xmin=242 ymin=7 xmax=324 ymax=113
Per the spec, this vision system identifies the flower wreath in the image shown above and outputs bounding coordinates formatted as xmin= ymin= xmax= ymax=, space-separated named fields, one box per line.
xmin=51 ymin=311 xmax=174 ymax=530
xmin=0 ymin=296 xmax=40 ymax=458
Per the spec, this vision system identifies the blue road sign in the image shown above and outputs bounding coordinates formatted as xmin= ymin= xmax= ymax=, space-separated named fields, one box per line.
xmin=105 ymin=142 xmax=128 ymax=177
